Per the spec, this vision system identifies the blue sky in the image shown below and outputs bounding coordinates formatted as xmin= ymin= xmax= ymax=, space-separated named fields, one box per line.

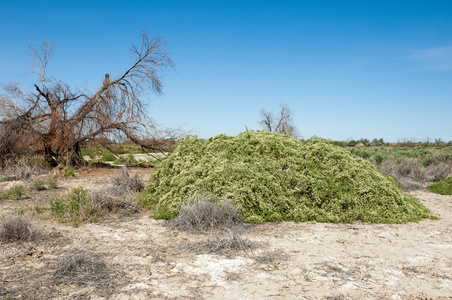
xmin=1 ymin=0 xmax=451 ymax=142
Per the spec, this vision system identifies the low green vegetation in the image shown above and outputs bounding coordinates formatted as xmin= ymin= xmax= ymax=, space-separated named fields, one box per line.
xmin=428 ymin=176 xmax=452 ymax=195
xmin=47 ymin=170 xmax=141 ymax=227
xmin=141 ymin=131 xmax=437 ymax=224
xmin=33 ymin=179 xmax=46 ymax=191
xmin=99 ymin=153 xmax=116 ymax=162
xmin=0 ymin=181 xmax=27 ymax=200
xmin=50 ymin=184 xmax=100 ymax=227
xmin=61 ymin=168 xmax=75 ymax=177
xmin=80 ymin=141 xmax=175 ymax=158
xmin=47 ymin=177 xmax=58 ymax=189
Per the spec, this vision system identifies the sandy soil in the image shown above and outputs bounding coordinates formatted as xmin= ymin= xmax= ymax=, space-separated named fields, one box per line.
xmin=1 ymin=168 xmax=452 ymax=299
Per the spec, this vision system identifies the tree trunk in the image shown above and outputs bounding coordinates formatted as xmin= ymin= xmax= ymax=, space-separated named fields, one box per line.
xmin=44 ymin=144 xmax=58 ymax=167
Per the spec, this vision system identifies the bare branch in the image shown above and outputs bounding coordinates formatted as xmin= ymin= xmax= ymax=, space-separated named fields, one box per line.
xmin=258 ymin=109 xmax=274 ymax=132
xmin=30 ymin=41 xmax=54 ymax=89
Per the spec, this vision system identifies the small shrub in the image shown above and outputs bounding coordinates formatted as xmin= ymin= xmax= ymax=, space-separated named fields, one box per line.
xmin=0 ymin=190 xmax=9 ymax=199
xmin=47 ymin=177 xmax=58 ymax=189
xmin=428 ymin=176 xmax=452 ymax=195
xmin=170 ymin=197 xmax=245 ymax=233
xmin=1 ymin=158 xmax=33 ymax=181
xmin=0 ymin=215 xmax=41 ymax=242
xmin=12 ymin=159 xmax=33 ymax=180
xmin=16 ymin=164 xmax=33 ymax=180
xmin=422 ymin=152 xmax=452 ymax=167
xmin=33 ymin=205 xmax=45 ymax=214
xmin=33 ymin=179 xmax=46 ymax=191
xmin=14 ymin=208 xmax=25 ymax=215
xmin=110 ymin=166 xmax=144 ymax=194
xmin=61 ymin=168 xmax=75 ymax=177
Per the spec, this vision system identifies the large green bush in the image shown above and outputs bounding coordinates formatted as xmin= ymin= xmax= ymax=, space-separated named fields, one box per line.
xmin=141 ymin=131 xmax=436 ymax=223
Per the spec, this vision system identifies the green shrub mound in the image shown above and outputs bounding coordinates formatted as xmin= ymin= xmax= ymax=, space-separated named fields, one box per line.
xmin=429 ymin=175 xmax=452 ymax=195
xmin=141 ymin=131 xmax=436 ymax=223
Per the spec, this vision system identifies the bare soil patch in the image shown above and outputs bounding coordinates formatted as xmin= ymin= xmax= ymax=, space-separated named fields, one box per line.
xmin=1 ymin=168 xmax=452 ymax=299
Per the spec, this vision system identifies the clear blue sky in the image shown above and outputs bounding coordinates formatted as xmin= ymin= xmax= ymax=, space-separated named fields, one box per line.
xmin=1 ymin=0 xmax=451 ymax=142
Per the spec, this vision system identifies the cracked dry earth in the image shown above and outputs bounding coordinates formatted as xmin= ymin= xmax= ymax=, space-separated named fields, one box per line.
xmin=1 ymin=168 xmax=452 ymax=299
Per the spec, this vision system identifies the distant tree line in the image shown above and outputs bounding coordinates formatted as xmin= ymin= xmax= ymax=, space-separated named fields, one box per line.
xmin=344 ymin=138 xmax=452 ymax=147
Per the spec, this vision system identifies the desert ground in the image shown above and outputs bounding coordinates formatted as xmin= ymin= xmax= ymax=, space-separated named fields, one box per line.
xmin=1 ymin=167 xmax=452 ymax=299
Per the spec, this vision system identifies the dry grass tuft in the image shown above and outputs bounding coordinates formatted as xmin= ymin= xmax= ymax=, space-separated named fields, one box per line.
xmin=254 ymin=249 xmax=289 ymax=265
xmin=181 ymin=230 xmax=255 ymax=256
xmin=0 ymin=214 xmax=41 ymax=242
xmin=53 ymin=249 xmax=110 ymax=285
xmin=1 ymin=158 xmax=33 ymax=181
xmin=92 ymin=193 xmax=139 ymax=214
xmin=324 ymin=296 xmax=346 ymax=300
xmin=169 ymin=197 xmax=246 ymax=233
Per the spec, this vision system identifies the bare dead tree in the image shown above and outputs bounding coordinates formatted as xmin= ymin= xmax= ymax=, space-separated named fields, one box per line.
xmin=0 ymin=32 xmax=182 ymax=167
xmin=259 ymin=109 xmax=274 ymax=132
xmin=258 ymin=103 xmax=299 ymax=138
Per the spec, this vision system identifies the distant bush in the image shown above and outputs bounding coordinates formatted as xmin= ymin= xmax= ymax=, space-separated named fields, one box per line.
xmin=423 ymin=163 xmax=452 ymax=182
xmin=372 ymin=153 xmax=386 ymax=165
xmin=380 ymin=157 xmax=423 ymax=182
xmin=422 ymin=151 xmax=452 ymax=167
xmin=100 ymin=153 xmax=116 ymax=162
xmin=428 ymin=176 xmax=452 ymax=195
xmin=380 ymin=156 xmax=451 ymax=190
xmin=141 ymin=131 xmax=436 ymax=224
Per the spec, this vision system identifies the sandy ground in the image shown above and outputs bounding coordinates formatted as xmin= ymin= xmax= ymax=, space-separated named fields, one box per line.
xmin=1 ymin=168 xmax=452 ymax=299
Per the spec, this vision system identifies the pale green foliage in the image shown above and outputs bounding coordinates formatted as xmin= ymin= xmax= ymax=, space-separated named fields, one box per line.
xmin=141 ymin=131 xmax=436 ymax=223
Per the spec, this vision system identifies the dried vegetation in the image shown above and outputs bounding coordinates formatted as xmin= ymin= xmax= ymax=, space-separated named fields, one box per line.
xmin=0 ymin=214 xmax=41 ymax=242
xmin=169 ymin=197 xmax=246 ymax=233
